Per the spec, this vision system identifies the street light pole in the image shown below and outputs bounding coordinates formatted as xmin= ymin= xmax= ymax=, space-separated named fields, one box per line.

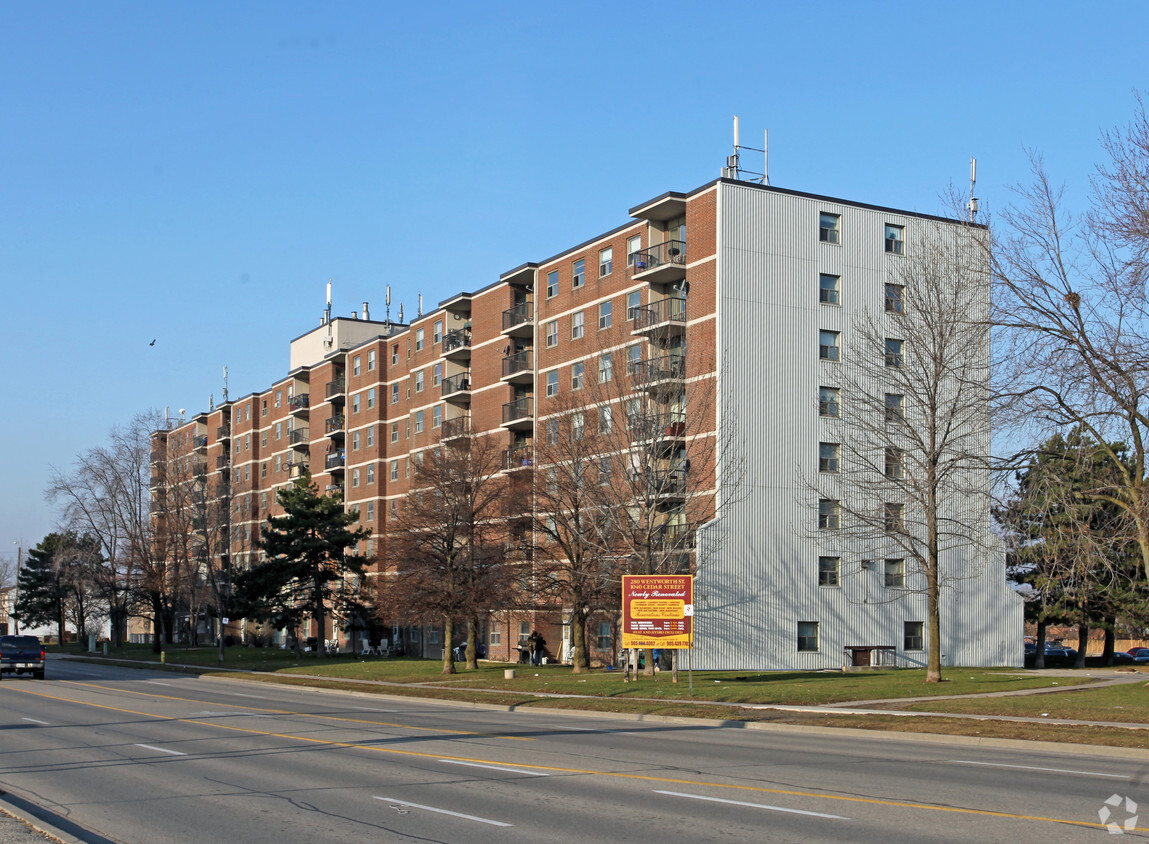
xmin=11 ymin=542 xmax=20 ymax=636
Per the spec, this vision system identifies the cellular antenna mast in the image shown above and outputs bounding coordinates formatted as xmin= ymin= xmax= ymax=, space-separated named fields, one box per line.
xmin=968 ymin=157 xmax=979 ymax=222
xmin=721 ymin=115 xmax=768 ymax=184
xmin=222 ymin=365 xmax=229 ymax=402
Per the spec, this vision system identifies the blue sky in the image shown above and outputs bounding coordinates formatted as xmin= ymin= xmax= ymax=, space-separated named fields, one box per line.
xmin=2 ymin=2 xmax=1146 ymax=563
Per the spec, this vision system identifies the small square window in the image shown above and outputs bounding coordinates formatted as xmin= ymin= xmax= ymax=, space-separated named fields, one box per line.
xmin=884 ymin=502 xmax=905 ymax=533
xmin=599 ymin=246 xmax=613 ymax=277
xmin=819 ymin=273 xmax=840 ymax=305
xmin=885 ymin=224 xmax=904 ymax=255
xmin=885 ymin=393 xmax=904 ymax=424
xmin=797 ymin=621 xmax=820 ymax=652
xmin=819 ymin=386 xmax=840 ymax=418
xmin=626 ymin=290 xmax=641 ymax=320
xmin=818 ymin=499 xmax=840 ymax=530
xmin=546 ymin=270 xmax=559 ymax=298
xmin=572 ymin=311 xmax=584 ymax=340
xmin=885 ymin=338 xmax=903 ymax=368
xmin=818 ymin=556 xmax=840 ymax=587
xmin=415 ymin=328 xmax=425 ymax=351
xmin=572 ymin=258 xmax=585 ymax=288
xmin=546 ymin=321 xmax=558 ymax=348
xmin=885 ymin=558 xmax=906 ymax=588
xmin=626 ymin=234 xmax=642 ymax=266
xmin=819 ymin=442 xmax=840 ymax=473
xmin=904 ymin=621 xmax=924 ymax=651
xmin=546 ymin=371 xmax=558 ymax=397
xmin=599 ymin=301 xmax=612 ymax=330
xmin=572 ymin=361 xmax=585 ymax=391
xmin=819 ymin=212 xmax=840 ymax=244
xmin=819 ymin=330 xmax=840 ymax=361
xmin=885 ymin=283 xmax=904 ymax=313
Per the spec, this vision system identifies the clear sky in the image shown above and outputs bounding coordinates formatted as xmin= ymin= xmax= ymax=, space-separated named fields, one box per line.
xmin=2 ymin=2 xmax=1146 ymax=564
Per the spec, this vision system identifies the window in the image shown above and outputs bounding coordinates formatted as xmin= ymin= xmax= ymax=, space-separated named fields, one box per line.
xmin=819 ymin=273 xmax=840 ymax=305
xmin=352 ymin=394 xmax=361 ymax=414
xmin=546 ymin=418 xmax=558 ymax=444
xmin=546 ymin=270 xmax=558 ymax=298
xmin=367 ymin=463 xmax=375 ymax=484
xmin=546 ymin=321 xmax=558 ymax=348
xmin=415 ymin=328 xmax=425 ymax=351
xmin=366 ymin=501 xmax=374 ymax=522
xmin=261 ymin=399 xmax=267 ymax=416
xmin=598 ymin=406 xmax=612 ymax=434
xmin=391 ymin=344 xmax=399 ymax=365
xmin=366 ymin=426 xmax=374 ymax=446
xmin=390 ymin=460 xmax=399 ymax=481
xmin=819 ymin=212 xmax=840 ymax=244
xmin=884 ymin=502 xmax=905 ymax=533
xmin=260 ymin=462 xmax=266 ymax=478
xmin=885 ymin=223 xmax=905 ymax=255
xmin=572 ymin=360 xmax=585 ymax=390
xmin=818 ymin=556 xmax=840 ymax=587
xmin=626 ymin=235 xmax=642 ymax=266
xmin=599 ymin=351 xmax=613 ymax=383
xmin=884 ymin=558 xmax=906 ymax=588
xmin=415 ymin=371 xmax=424 ymax=393
xmin=275 ymin=455 xmax=281 ymax=472
xmin=572 ymin=311 xmax=584 ymax=340
xmin=261 ymin=432 xmax=267 ymax=447
xmin=432 ymin=363 xmax=442 ymax=386
xmin=353 ymin=356 xmax=361 ymax=376
xmin=599 ymin=246 xmax=613 ymax=277
xmin=275 ymin=422 xmax=282 ymax=440
xmin=368 ymin=350 xmax=376 ymax=371
xmin=572 ymin=411 xmax=585 ymax=440
xmin=433 ymin=320 xmax=442 ymax=344
xmin=390 ymin=500 xmax=398 ymax=521
xmin=797 ymin=621 xmax=820 ymax=652
xmin=818 ymin=499 xmax=840 ymax=530
xmin=432 ymin=405 xmax=442 ymax=428
xmin=352 ymin=431 xmax=360 ymax=451
xmin=572 ymin=258 xmax=585 ymax=288
xmin=597 ymin=620 xmax=612 ymax=650
xmin=819 ymin=442 xmax=840 ymax=473
xmin=885 ymin=338 xmax=903 ymax=368
xmin=367 ymin=388 xmax=375 ymax=409
xmin=819 ymin=386 xmax=840 ymax=418
xmin=598 ymin=455 xmax=611 ymax=484
xmin=245 ymin=434 xmax=250 ymax=451
xmin=275 ymin=390 xmax=282 ymax=408
xmin=885 ymin=447 xmax=905 ymax=479
xmin=415 ymin=411 xmax=424 ymax=434
xmin=599 ymin=301 xmax=612 ymax=330
xmin=626 ymin=290 xmax=641 ymax=320
xmin=904 ymin=621 xmax=924 ymax=651
xmin=546 ymin=371 xmax=559 ymax=397
xmin=391 ymin=384 xmax=399 ymax=404
xmin=391 ymin=422 xmax=399 ymax=443
xmin=885 ymin=393 xmax=904 ymax=424
xmin=235 ymin=439 xmax=241 ymax=454
xmin=352 ymin=468 xmax=360 ymax=488
xmin=819 ymin=330 xmax=840 ymax=361
xmin=885 ymin=283 xmax=904 ymax=313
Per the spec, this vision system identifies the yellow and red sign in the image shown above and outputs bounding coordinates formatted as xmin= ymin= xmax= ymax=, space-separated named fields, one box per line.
xmin=621 ymin=574 xmax=694 ymax=649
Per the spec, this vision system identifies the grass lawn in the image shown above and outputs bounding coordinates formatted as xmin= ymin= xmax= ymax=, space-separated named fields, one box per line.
xmin=898 ymin=680 xmax=1149 ymax=723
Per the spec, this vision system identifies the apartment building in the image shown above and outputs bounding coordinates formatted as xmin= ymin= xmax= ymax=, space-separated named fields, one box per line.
xmin=152 ymin=175 xmax=1023 ymax=669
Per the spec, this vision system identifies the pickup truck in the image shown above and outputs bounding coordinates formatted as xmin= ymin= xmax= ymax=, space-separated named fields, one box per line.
xmin=0 ymin=635 xmax=46 ymax=680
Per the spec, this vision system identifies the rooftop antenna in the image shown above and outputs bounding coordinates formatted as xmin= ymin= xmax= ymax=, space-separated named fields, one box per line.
xmin=398 ymin=302 xmax=404 ymax=324
xmin=385 ymin=285 xmax=392 ymax=332
xmin=222 ymin=366 xmax=229 ymax=402
xmin=417 ymin=293 xmax=423 ymax=318
xmin=968 ymin=157 xmax=979 ymax=222
xmin=722 ymin=115 xmax=768 ymax=184
xmin=323 ymin=280 xmax=334 ymax=348
xmin=209 ymin=392 xmax=214 ymax=411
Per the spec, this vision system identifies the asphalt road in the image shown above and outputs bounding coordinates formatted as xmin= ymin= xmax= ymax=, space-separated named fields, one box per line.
xmin=0 ymin=659 xmax=1145 ymax=843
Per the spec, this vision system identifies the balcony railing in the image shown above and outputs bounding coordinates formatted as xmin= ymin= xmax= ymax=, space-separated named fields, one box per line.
xmin=633 ymin=296 xmax=687 ymax=333
xmin=325 ymin=415 xmax=345 ymax=435
xmin=442 ymin=373 xmax=471 ymax=397
xmin=288 ymin=394 xmax=310 ymax=411
xmin=632 ymin=354 xmax=686 ymax=387
xmin=651 ymin=522 xmax=696 ymax=550
xmin=191 ymin=459 xmax=207 ymax=476
xmin=501 ymin=350 xmax=533 ymax=378
xmin=325 ymin=379 xmax=346 ymax=400
xmin=628 ymin=410 xmax=687 ymax=440
xmin=192 ymin=435 xmax=208 ymax=451
xmin=503 ymin=445 xmax=534 ymax=470
xmin=216 ymin=455 xmax=229 ymax=470
xmin=502 ymin=302 xmax=533 ymax=331
xmin=217 ymin=425 xmax=231 ymax=439
xmin=443 ymin=328 xmax=472 ymax=353
xmin=649 ymin=469 xmax=687 ymax=497
xmin=325 ymin=483 xmax=344 ymax=497
xmin=289 ymin=428 xmax=310 ymax=445
xmin=502 ymin=396 xmax=533 ymax=425
xmin=441 ymin=416 xmax=471 ymax=440
xmin=632 ymin=240 xmax=685 ymax=274
xmin=325 ymin=451 xmax=346 ymax=471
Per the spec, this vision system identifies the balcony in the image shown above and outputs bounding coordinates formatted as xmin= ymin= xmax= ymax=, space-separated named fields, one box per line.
xmin=501 ymin=302 xmax=534 ymax=337
xmin=286 ymin=459 xmax=310 ymax=480
xmin=443 ymin=327 xmax=472 ymax=360
xmin=441 ymin=415 xmax=471 ymax=441
xmin=632 ymin=240 xmax=686 ymax=283
xmin=216 ymin=455 xmax=229 ymax=471
xmin=325 ymin=415 xmax=345 ymax=438
xmin=325 ymin=482 xmax=344 ymax=497
xmin=503 ymin=444 xmax=534 ymax=471
xmin=217 ymin=425 xmax=231 ymax=440
xmin=651 ymin=521 xmax=697 ymax=551
xmin=288 ymin=394 xmax=310 ymax=415
xmin=192 ymin=435 xmax=208 ymax=452
xmin=325 ymin=378 xmax=346 ymax=403
xmin=632 ymin=354 xmax=686 ymax=394
xmin=289 ymin=428 xmax=310 ymax=447
xmin=501 ymin=396 xmax=534 ymax=430
xmin=629 ymin=410 xmax=687 ymax=445
xmin=632 ymin=296 xmax=687 ymax=338
xmin=191 ymin=459 xmax=207 ymax=477
xmin=649 ymin=468 xmax=687 ymax=499
xmin=501 ymin=349 xmax=533 ymax=383
xmin=442 ymin=372 xmax=472 ymax=404
xmin=325 ymin=450 xmax=346 ymax=472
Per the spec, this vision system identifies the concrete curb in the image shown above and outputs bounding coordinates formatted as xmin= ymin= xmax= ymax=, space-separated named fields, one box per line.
xmin=0 ymin=789 xmax=115 ymax=844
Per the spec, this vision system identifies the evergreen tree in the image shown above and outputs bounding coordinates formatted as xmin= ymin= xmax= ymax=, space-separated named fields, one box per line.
xmin=14 ymin=532 xmax=102 ymax=643
xmin=234 ymin=473 xmax=369 ymax=657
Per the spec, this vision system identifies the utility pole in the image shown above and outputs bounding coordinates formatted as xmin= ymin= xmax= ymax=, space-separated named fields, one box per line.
xmin=11 ymin=542 xmax=21 ymax=635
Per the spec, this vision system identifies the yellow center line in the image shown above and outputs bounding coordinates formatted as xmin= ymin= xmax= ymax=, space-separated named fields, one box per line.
xmin=3 ymin=684 xmax=1138 ymax=833
xmin=53 ymin=679 xmax=531 ymax=741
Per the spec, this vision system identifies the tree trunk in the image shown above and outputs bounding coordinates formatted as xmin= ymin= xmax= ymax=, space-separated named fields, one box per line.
xmin=570 ymin=607 xmax=589 ymax=674
xmin=152 ymin=595 xmax=165 ymax=654
xmin=1035 ymin=620 xmax=1047 ymax=669
xmin=314 ymin=574 xmax=327 ymax=659
xmin=1103 ymin=621 xmax=1116 ymax=666
xmin=1074 ymin=623 xmax=1089 ymax=669
xmin=925 ymin=520 xmax=942 ymax=683
xmin=642 ymin=647 xmax=654 ymax=677
xmin=442 ymin=618 xmax=456 ymax=674
xmin=466 ymin=616 xmax=479 ymax=670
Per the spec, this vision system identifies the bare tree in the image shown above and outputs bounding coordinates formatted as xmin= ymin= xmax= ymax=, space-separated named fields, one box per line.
xmin=992 ymin=96 xmax=1149 ymax=582
xmin=812 ymin=219 xmax=994 ymax=683
xmin=382 ymin=435 xmax=512 ymax=674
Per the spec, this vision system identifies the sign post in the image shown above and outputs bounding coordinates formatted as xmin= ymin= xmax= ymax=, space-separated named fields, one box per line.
xmin=621 ymin=575 xmax=693 ymax=679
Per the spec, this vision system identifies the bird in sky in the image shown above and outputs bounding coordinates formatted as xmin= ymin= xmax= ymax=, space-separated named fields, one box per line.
xmin=149 ymin=339 xmax=156 ymax=346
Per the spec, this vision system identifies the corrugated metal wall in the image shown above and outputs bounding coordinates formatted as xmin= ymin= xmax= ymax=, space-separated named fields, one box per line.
xmin=692 ymin=182 xmax=1023 ymax=670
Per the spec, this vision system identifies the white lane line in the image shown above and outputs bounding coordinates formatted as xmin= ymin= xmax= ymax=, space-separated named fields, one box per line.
xmin=147 ymin=681 xmax=174 ymax=687
xmin=654 ymin=790 xmax=849 ymax=820
xmin=373 ymin=796 xmax=511 ymax=827
xmin=346 ymin=706 xmax=398 ymax=713
xmin=135 ymin=744 xmax=187 ymax=757
xmin=949 ymin=760 xmax=1130 ymax=779
xmin=554 ymin=724 xmax=639 ymax=736
xmin=442 ymin=759 xmax=550 ymax=777
xmin=22 ymin=717 xmax=50 ymax=726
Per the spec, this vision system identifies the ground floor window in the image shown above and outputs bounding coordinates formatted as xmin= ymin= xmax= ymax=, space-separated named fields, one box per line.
xmin=596 ymin=621 xmax=611 ymax=650
xmin=904 ymin=621 xmax=924 ymax=651
xmin=797 ymin=621 xmax=819 ymax=652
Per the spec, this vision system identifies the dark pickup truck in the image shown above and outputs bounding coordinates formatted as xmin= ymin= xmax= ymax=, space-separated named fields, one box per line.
xmin=0 ymin=635 xmax=46 ymax=680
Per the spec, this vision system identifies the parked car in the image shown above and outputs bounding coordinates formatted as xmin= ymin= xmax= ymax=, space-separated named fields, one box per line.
xmin=1126 ymin=647 xmax=1149 ymax=663
xmin=0 ymin=635 xmax=46 ymax=680
xmin=1043 ymin=644 xmax=1077 ymax=658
